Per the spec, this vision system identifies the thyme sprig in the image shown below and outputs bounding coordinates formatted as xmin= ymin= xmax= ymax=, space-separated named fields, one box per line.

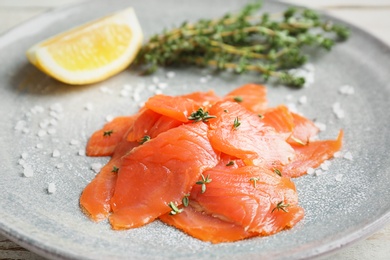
xmin=188 ymin=108 xmax=216 ymax=122
xmin=168 ymin=202 xmax=183 ymax=215
xmin=196 ymin=173 xmax=212 ymax=193
xmin=272 ymin=201 xmax=290 ymax=213
xmin=136 ymin=1 xmax=349 ymax=87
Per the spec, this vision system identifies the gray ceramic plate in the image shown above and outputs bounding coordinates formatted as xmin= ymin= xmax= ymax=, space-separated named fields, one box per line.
xmin=1 ymin=0 xmax=390 ymax=259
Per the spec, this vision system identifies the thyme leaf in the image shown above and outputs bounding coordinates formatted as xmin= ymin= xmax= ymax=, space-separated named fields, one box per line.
xmin=272 ymin=201 xmax=290 ymax=213
xmin=111 ymin=166 xmax=119 ymax=173
xmin=233 ymin=117 xmax=241 ymax=129
xmin=103 ymin=130 xmax=113 ymax=137
xmin=188 ymin=108 xmax=216 ymax=122
xmin=196 ymin=173 xmax=212 ymax=193
xmin=168 ymin=201 xmax=183 ymax=215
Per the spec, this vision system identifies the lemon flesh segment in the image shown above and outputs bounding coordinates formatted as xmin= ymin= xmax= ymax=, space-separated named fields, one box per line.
xmin=27 ymin=7 xmax=143 ymax=85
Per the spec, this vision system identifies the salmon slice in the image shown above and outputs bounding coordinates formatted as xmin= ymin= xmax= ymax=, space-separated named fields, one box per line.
xmin=145 ymin=94 xmax=198 ymax=122
xmin=262 ymin=105 xmax=294 ymax=139
xmin=208 ymin=101 xmax=295 ymax=169
xmin=282 ymin=130 xmax=343 ymax=177
xmin=80 ymin=139 xmax=139 ymax=221
xmin=223 ymin=83 xmax=267 ymax=114
xmin=190 ymin=165 xmax=304 ymax=235
xmin=287 ymin=112 xmax=319 ymax=145
xmin=126 ymin=109 xmax=183 ymax=142
xmin=159 ymin=205 xmax=257 ymax=243
xmin=109 ymin=122 xmax=219 ymax=230
xmin=86 ymin=116 xmax=136 ymax=157
xmin=181 ymin=90 xmax=221 ymax=108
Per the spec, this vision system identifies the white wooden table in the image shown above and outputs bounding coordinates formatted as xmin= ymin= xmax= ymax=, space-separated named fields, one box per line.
xmin=1 ymin=0 xmax=389 ymax=259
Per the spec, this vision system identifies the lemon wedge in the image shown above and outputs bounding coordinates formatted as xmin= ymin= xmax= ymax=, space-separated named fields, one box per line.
xmin=27 ymin=7 xmax=143 ymax=85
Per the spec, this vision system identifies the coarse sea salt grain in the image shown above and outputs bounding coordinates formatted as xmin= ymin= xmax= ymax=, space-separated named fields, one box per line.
xmin=37 ymin=129 xmax=47 ymax=137
xmin=100 ymin=86 xmax=113 ymax=94
xmin=56 ymin=163 xmax=64 ymax=169
xmin=298 ymin=95 xmax=307 ymax=105
xmin=307 ymin=167 xmax=315 ymax=175
xmin=84 ymin=103 xmax=93 ymax=111
xmin=152 ymin=76 xmax=159 ymax=84
xmin=36 ymin=143 xmax=43 ymax=149
xmin=52 ymin=149 xmax=61 ymax=158
xmin=18 ymin=159 xmax=25 ymax=166
xmin=50 ymin=103 xmax=63 ymax=113
xmin=15 ymin=120 xmax=27 ymax=131
xmin=23 ymin=165 xmax=34 ymax=177
xmin=314 ymin=121 xmax=327 ymax=132
xmin=320 ymin=161 xmax=330 ymax=171
xmin=105 ymin=115 xmax=114 ymax=122
xmin=91 ymin=163 xmax=103 ymax=173
xmin=30 ymin=105 xmax=44 ymax=114
xmin=333 ymin=151 xmax=342 ymax=158
xmin=70 ymin=139 xmax=80 ymax=146
xmin=157 ymin=82 xmax=168 ymax=89
xmin=47 ymin=128 xmax=56 ymax=135
xmin=166 ymin=71 xmax=175 ymax=79
xmin=335 ymin=174 xmax=343 ymax=182
xmin=343 ymin=151 xmax=353 ymax=161
xmin=315 ymin=169 xmax=325 ymax=176
xmin=332 ymin=102 xmax=345 ymax=119
xmin=339 ymin=85 xmax=355 ymax=95
xmin=21 ymin=152 xmax=28 ymax=160
xmin=120 ymin=89 xmax=130 ymax=97
xmin=154 ymin=89 xmax=163 ymax=95
xmin=47 ymin=183 xmax=56 ymax=194
xmin=78 ymin=149 xmax=86 ymax=156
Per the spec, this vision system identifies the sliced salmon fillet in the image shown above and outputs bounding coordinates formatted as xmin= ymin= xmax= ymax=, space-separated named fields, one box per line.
xmin=86 ymin=116 xmax=136 ymax=157
xmin=190 ymin=165 xmax=304 ymax=235
xmin=80 ymin=138 xmax=139 ymax=222
xmin=282 ymin=130 xmax=343 ymax=177
xmin=126 ymin=109 xmax=183 ymax=142
xmin=159 ymin=205 xmax=257 ymax=243
xmin=109 ymin=122 xmax=219 ymax=230
xmin=287 ymin=112 xmax=319 ymax=145
xmin=181 ymin=90 xmax=221 ymax=108
xmin=208 ymin=101 xmax=295 ymax=169
xmin=223 ymin=83 xmax=267 ymax=114
xmin=262 ymin=105 xmax=294 ymax=139
xmin=145 ymin=94 xmax=198 ymax=122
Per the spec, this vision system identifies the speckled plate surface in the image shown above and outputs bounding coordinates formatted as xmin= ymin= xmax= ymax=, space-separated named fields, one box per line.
xmin=1 ymin=0 xmax=390 ymax=259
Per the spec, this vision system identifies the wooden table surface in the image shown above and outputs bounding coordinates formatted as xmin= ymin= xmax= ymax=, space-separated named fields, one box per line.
xmin=1 ymin=0 xmax=390 ymax=259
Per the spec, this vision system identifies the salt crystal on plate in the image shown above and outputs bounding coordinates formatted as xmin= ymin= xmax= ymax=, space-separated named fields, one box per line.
xmin=100 ymin=86 xmax=113 ymax=94
xmin=132 ymin=92 xmax=141 ymax=102
xmin=21 ymin=153 xmax=28 ymax=160
xmin=56 ymin=163 xmax=64 ymax=169
xmin=333 ymin=151 xmax=342 ymax=158
xmin=307 ymin=167 xmax=315 ymax=175
xmin=335 ymin=174 xmax=343 ymax=182
xmin=152 ymin=76 xmax=159 ymax=84
xmin=70 ymin=139 xmax=80 ymax=146
xmin=166 ymin=71 xmax=175 ymax=79
xmin=315 ymin=169 xmax=325 ymax=176
xmin=78 ymin=149 xmax=86 ymax=156
xmin=23 ymin=165 xmax=34 ymax=177
xmin=47 ymin=183 xmax=56 ymax=194
xmin=15 ymin=120 xmax=27 ymax=131
xmin=343 ymin=151 xmax=353 ymax=161
xmin=154 ymin=89 xmax=163 ymax=95
xmin=332 ymin=102 xmax=345 ymax=119
xmin=36 ymin=143 xmax=43 ymax=149
xmin=52 ymin=149 xmax=60 ymax=158
xmin=120 ymin=89 xmax=129 ymax=97
xmin=84 ymin=103 xmax=93 ymax=111
xmin=18 ymin=159 xmax=25 ymax=166
xmin=339 ymin=85 xmax=355 ymax=95
xmin=157 ymin=82 xmax=168 ymax=89
xmin=50 ymin=103 xmax=63 ymax=113
xmin=37 ymin=129 xmax=47 ymax=137
xmin=105 ymin=115 xmax=114 ymax=122
xmin=298 ymin=96 xmax=307 ymax=105
xmin=47 ymin=128 xmax=56 ymax=135
xmin=91 ymin=163 xmax=103 ymax=173
xmin=320 ymin=162 xmax=330 ymax=171
xmin=30 ymin=105 xmax=44 ymax=114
